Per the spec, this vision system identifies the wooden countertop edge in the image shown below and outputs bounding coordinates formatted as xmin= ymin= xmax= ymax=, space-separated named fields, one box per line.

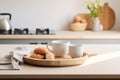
xmin=0 ymin=35 xmax=120 ymax=40
xmin=0 ymin=30 xmax=120 ymax=39
xmin=0 ymin=75 xmax=120 ymax=79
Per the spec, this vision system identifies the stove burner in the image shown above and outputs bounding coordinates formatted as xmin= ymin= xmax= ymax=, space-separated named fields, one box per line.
xmin=36 ymin=28 xmax=49 ymax=35
xmin=0 ymin=29 xmax=12 ymax=34
xmin=13 ymin=28 xmax=55 ymax=35
xmin=14 ymin=28 xmax=29 ymax=34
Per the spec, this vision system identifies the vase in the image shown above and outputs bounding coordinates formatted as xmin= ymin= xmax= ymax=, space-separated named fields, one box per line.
xmin=93 ymin=17 xmax=100 ymax=31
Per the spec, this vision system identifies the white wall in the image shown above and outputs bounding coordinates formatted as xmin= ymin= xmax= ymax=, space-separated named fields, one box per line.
xmin=0 ymin=0 xmax=119 ymax=30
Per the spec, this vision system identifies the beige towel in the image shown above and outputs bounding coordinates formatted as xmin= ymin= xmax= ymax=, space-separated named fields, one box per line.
xmin=0 ymin=46 xmax=31 ymax=70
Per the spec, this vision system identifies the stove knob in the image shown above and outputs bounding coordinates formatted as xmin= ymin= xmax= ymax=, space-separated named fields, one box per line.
xmin=30 ymin=42 xmax=38 ymax=45
xmin=41 ymin=42 xmax=48 ymax=44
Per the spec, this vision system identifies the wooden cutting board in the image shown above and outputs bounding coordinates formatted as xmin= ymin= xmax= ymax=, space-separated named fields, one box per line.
xmin=78 ymin=3 xmax=116 ymax=30
xmin=99 ymin=3 xmax=116 ymax=30
xmin=78 ymin=14 xmax=93 ymax=30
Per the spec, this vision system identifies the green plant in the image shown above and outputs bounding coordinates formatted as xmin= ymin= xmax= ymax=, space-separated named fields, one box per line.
xmin=86 ymin=0 xmax=103 ymax=18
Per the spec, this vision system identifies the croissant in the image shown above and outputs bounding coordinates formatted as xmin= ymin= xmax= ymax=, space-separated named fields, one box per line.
xmin=30 ymin=53 xmax=44 ymax=59
xmin=34 ymin=47 xmax=48 ymax=55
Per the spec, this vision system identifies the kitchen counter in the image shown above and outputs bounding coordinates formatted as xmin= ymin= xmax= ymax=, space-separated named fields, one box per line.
xmin=0 ymin=30 xmax=120 ymax=40
xmin=1 ymin=44 xmax=120 ymax=79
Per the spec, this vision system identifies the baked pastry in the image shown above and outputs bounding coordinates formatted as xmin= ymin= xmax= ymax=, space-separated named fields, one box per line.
xmin=45 ymin=53 xmax=55 ymax=60
xmin=34 ymin=47 xmax=48 ymax=55
xmin=30 ymin=53 xmax=44 ymax=59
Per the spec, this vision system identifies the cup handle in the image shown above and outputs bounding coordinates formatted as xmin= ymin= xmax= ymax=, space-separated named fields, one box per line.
xmin=47 ymin=43 xmax=53 ymax=53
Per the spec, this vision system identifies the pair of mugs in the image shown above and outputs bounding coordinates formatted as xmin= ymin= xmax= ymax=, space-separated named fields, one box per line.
xmin=47 ymin=40 xmax=84 ymax=58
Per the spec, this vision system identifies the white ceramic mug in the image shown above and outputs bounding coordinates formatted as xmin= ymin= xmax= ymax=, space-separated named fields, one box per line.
xmin=47 ymin=40 xmax=70 ymax=57
xmin=69 ymin=44 xmax=84 ymax=58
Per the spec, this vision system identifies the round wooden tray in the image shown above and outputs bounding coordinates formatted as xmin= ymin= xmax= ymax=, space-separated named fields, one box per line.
xmin=23 ymin=55 xmax=88 ymax=67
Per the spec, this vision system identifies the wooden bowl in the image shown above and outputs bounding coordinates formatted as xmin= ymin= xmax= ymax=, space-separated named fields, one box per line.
xmin=69 ymin=22 xmax=87 ymax=31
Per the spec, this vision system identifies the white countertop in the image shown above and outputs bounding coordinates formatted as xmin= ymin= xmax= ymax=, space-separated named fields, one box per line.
xmin=0 ymin=44 xmax=120 ymax=79
xmin=0 ymin=30 xmax=120 ymax=40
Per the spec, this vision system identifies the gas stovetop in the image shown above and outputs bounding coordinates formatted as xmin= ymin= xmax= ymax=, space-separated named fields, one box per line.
xmin=10 ymin=28 xmax=56 ymax=35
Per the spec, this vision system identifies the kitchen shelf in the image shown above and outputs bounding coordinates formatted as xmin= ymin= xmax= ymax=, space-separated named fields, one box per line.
xmin=0 ymin=30 xmax=120 ymax=40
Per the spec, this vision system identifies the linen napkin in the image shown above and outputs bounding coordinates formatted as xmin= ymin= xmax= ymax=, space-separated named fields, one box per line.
xmin=0 ymin=46 xmax=31 ymax=70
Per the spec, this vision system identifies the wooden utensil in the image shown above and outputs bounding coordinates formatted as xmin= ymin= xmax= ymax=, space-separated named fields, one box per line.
xmin=78 ymin=14 xmax=93 ymax=30
xmin=99 ymin=3 xmax=116 ymax=30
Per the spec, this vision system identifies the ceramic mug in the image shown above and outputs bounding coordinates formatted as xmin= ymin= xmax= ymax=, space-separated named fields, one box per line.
xmin=69 ymin=44 xmax=84 ymax=58
xmin=47 ymin=40 xmax=70 ymax=57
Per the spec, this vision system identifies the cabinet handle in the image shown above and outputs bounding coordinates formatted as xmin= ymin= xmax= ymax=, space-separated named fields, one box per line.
xmin=41 ymin=42 xmax=48 ymax=44
xmin=30 ymin=42 xmax=38 ymax=44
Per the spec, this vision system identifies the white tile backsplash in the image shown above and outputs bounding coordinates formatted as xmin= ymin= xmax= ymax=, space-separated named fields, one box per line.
xmin=0 ymin=0 xmax=119 ymax=30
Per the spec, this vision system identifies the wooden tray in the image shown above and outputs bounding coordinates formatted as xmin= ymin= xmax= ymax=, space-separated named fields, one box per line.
xmin=23 ymin=55 xmax=88 ymax=67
